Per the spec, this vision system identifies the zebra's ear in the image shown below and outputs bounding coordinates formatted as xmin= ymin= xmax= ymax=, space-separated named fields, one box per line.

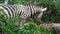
xmin=42 ymin=7 xmax=47 ymax=12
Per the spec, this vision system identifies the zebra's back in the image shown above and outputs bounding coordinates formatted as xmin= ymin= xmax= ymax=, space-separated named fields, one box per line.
xmin=0 ymin=4 xmax=17 ymax=18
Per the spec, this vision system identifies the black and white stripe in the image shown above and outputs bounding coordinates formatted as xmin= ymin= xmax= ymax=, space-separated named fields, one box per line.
xmin=0 ymin=4 xmax=16 ymax=18
xmin=0 ymin=3 xmax=47 ymax=26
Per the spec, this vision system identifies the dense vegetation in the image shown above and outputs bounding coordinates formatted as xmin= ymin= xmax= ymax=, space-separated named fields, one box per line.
xmin=0 ymin=0 xmax=60 ymax=34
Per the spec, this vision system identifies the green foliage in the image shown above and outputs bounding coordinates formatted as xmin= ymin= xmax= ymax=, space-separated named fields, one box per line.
xmin=0 ymin=25 xmax=14 ymax=34
xmin=39 ymin=25 xmax=53 ymax=34
xmin=0 ymin=10 xmax=53 ymax=34
xmin=19 ymin=23 xmax=53 ymax=34
xmin=0 ymin=0 xmax=60 ymax=34
xmin=0 ymin=20 xmax=53 ymax=34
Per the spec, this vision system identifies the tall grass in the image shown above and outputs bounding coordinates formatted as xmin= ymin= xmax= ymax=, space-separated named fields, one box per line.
xmin=0 ymin=9 xmax=54 ymax=34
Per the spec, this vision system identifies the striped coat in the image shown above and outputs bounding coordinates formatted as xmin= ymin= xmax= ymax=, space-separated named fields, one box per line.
xmin=0 ymin=3 xmax=47 ymax=26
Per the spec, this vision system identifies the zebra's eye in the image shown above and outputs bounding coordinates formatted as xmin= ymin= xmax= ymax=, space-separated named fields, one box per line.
xmin=36 ymin=12 xmax=40 ymax=14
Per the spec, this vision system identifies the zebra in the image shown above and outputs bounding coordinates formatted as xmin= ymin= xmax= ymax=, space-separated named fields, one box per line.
xmin=0 ymin=3 xmax=47 ymax=26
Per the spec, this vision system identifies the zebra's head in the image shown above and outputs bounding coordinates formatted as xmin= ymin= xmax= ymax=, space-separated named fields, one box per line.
xmin=35 ymin=6 xmax=47 ymax=20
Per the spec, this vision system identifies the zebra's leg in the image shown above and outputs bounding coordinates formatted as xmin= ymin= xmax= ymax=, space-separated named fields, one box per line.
xmin=19 ymin=19 xmax=26 ymax=27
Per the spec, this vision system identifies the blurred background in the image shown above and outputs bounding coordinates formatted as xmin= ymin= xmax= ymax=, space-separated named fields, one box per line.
xmin=0 ymin=0 xmax=60 ymax=34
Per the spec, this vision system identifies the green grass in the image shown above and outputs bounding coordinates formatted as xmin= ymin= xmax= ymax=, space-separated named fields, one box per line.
xmin=0 ymin=10 xmax=53 ymax=34
xmin=0 ymin=20 xmax=54 ymax=34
